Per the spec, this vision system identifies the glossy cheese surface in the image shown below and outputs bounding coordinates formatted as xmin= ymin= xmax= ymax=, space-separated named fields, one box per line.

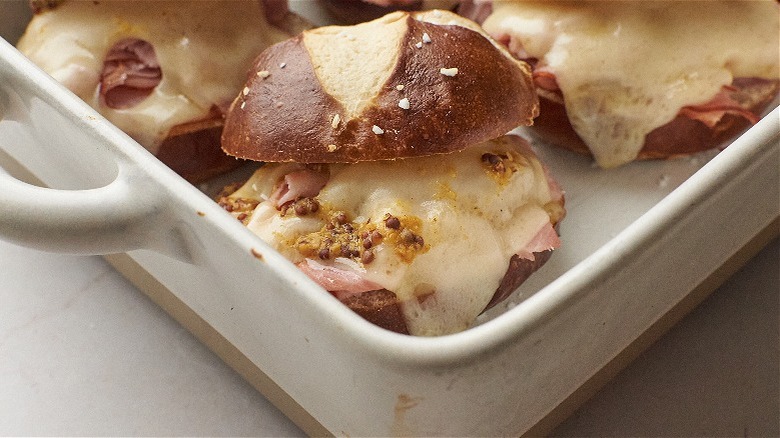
xmin=482 ymin=1 xmax=780 ymax=167
xmin=227 ymin=135 xmax=563 ymax=336
xmin=17 ymin=0 xmax=290 ymax=152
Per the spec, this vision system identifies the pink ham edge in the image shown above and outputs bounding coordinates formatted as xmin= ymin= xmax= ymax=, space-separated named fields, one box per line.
xmin=270 ymin=169 xmax=329 ymax=208
xmin=679 ymin=85 xmax=761 ymax=127
xmin=297 ymin=259 xmax=383 ymax=295
xmin=515 ymin=221 xmax=560 ymax=262
xmin=100 ymin=38 xmax=162 ymax=110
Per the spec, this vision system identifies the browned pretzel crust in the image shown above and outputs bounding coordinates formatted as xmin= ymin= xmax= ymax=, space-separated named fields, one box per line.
xmin=222 ymin=11 xmax=538 ymax=163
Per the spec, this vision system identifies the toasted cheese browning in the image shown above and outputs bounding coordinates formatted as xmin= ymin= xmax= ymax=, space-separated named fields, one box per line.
xmin=482 ymin=1 xmax=780 ymax=167
xmin=221 ymin=135 xmax=564 ymax=336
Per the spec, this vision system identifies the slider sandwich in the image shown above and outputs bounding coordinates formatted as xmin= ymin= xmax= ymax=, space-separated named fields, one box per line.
xmin=461 ymin=0 xmax=780 ymax=168
xmin=17 ymin=0 xmax=309 ymax=181
xmin=218 ymin=10 xmax=566 ymax=336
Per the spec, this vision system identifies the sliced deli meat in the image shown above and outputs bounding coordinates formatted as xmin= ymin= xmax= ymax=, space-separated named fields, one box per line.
xmin=100 ymin=38 xmax=162 ymax=110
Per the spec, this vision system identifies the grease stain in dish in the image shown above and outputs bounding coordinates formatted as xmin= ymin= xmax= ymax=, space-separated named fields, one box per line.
xmin=393 ymin=393 xmax=424 ymax=436
xmin=250 ymin=248 xmax=264 ymax=261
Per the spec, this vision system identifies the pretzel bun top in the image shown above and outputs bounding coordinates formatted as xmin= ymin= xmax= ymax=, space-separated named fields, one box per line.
xmin=221 ymin=10 xmax=538 ymax=163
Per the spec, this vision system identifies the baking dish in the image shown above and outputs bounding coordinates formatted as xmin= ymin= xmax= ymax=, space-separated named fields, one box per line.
xmin=1 ymin=2 xmax=778 ymax=436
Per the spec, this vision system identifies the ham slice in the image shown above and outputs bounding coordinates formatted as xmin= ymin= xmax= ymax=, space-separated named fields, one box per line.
xmin=532 ymin=69 xmax=560 ymax=93
xmin=483 ymin=222 xmax=561 ymax=311
xmin=515 ymin=221 xmax=561 ymax=262
xmin=270 ymin=169 xmax=329 ymax=208
xmin=297 ymin=259 xmax=383 ymax=294
xmin=680 ymin=85 xmax=761 ymax=128
xmin=100 ymin=38 xmax=162 ymax=109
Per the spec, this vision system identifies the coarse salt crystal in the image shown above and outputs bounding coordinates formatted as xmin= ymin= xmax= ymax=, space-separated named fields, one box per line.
xmin=396 ymin=84 xmax=404 ymax=91
xmin=243 ymin=86 xmax=250 ymax=95
xmin=372 ymin=125 xmax=385 ymax=135
xmin=415 ymin=41 xmax=423 ymax=49
xmin=331 ymin=114 xmax=341 ymax=129
xmin=398 ymin=98 xmax=410 ymax=110
xmin=422 ymin=32 xmax=431 ymax=43
xmin=240 ymin=101 xmax=246 ymax=109
xmin=440 ymin=67 xmax=458 ymax=77
xmin=279 ymin=62 xmax=286 ymax=68
xmin=257 ymin=70 xmax=270 ymax=79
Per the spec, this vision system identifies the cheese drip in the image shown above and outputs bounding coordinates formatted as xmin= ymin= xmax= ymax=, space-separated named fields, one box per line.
xmin=227 ymin=136 xmax=563 ymax=336
xmin=482 ymin=1 xmax=780 ymax=167
xmin=17 ymin=0 xmax=291 ymax=152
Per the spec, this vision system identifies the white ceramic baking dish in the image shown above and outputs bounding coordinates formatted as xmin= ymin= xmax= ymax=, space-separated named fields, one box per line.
xmin=1 ymin=2 xmax=778 ymax=436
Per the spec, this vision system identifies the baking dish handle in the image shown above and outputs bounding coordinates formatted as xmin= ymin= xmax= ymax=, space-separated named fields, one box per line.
xmin=0 ymin=164 xmax=185 ymax=258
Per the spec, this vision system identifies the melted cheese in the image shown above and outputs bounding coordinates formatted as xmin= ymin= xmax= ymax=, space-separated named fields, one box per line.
xmin=228 ymin=136 xmax=561 ymax=336
xmin=17 ymin=0 xmax=291 ymax=152
xmin=482 ymin=1 xmax=780 ymax=167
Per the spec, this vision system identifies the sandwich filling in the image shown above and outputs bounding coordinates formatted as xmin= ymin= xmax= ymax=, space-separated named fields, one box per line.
xmin=17 ymin=0 xmax=294 ymax=152
xmin=219 ymin=134 xmax=564 ymax=336
xmin=479 ymin=1 xmax=779 ymax=167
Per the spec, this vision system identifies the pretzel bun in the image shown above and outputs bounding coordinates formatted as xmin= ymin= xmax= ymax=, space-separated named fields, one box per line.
xmin=17 ymin=0 xmax=310 ymax=182
xmin=221 ymin=9 xmax=538 ymax=163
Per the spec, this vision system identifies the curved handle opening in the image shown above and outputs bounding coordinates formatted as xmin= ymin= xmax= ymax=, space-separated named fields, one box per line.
xmin=0 ymin=37 xmax=194 ymax=262
xmin=0 ymin=163 xmax=171 ymax=256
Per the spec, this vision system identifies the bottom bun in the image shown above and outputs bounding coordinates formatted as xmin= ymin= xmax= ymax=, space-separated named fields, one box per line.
xmin=155 ymin=115 xmax=242 ymax=183
xmin=531 ymin=77 xmax=779 ymax=162
xmin=339 ymin=289 xmax=411 ymax=334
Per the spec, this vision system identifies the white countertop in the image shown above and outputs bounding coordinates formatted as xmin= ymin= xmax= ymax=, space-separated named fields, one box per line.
xmin=0 ymin=236 xmax=777 ymax=436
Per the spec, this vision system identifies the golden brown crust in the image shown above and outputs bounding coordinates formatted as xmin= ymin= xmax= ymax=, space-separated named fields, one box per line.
xmin=531 ymin=77 xmax=780 ymax=161
xmin=221 ymin=11 xmax=539 ymax=163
